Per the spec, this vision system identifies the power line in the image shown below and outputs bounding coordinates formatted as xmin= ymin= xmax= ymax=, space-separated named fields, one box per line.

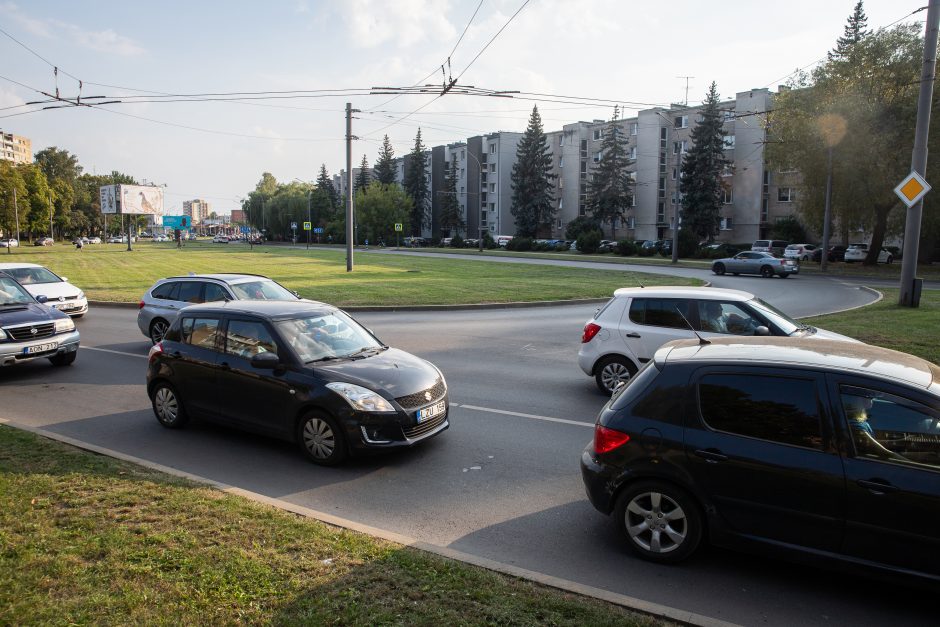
xmin=454 ymin=0 xmax=531 ymax=82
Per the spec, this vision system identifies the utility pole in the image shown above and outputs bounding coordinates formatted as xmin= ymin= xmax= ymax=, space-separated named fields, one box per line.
xmin=307 ymin=190 xmax=311 ymax=250
xmin=346 ymin=102 xmax=360 ymax=272
xmin=899 ymin=0 xmax=939 ymax=307
xmin=12 ymin=187 xmax=20 ymax=253
xmin=677 ymin=76 xmax=695 ymax=106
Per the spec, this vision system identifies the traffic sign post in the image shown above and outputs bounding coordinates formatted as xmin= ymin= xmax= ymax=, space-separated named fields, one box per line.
xmin=894 ymin=171 xmax=931 ymax=207
xmin=394 ymin=222 xmax=402 ymax=248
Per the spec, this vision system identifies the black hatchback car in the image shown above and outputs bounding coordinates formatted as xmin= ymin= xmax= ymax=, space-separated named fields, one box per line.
xmin=581 ymin=336 xmax=940 ymax=582
xmin=146 ymin=300 xmax=448 ymax=465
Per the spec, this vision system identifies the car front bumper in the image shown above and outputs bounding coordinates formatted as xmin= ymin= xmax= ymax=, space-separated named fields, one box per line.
xmin=0 ymin=330 xmax=80 ymax=367
xmin=48 ymin=298 xmax=89 ymax=316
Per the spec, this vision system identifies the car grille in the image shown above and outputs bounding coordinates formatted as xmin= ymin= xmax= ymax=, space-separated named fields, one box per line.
xmin=4 ymin=323 xmax=56 ymax=341
xmin=395 ymin=378 xmax=446 ymax=410
xmin=403 ymin=412 xmax=447 ymax=440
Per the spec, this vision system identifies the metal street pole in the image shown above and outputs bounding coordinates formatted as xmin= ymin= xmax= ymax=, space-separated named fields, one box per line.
xmin=12 ymin=187 xmax=20 ymax=253
xmin=346 ymin=102 xmax=359 ymax=272
xmin=307 ymin=190 xmax=311 ymax=250
xmin=899 ymin=0 xmax=940 ymax=307
xmin=463 ymin=149 xmax=484 ymax=251
xmin=820 ymin=146 xmax=834 ymax=272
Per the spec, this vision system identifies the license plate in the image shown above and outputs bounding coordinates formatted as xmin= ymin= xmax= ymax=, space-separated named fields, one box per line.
xmin=417 ymin=400 xmax=446 ymax=422
xmin=24 ymin=342 xmax=57 ymax=355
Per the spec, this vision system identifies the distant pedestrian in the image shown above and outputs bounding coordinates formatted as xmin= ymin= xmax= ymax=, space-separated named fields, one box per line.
xmin=327 ymin=234 xmax=333 ymax=245
xmin=74 ymin=238 xmax=83 ymax=251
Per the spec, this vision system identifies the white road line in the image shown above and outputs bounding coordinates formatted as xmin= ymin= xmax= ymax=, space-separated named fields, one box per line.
xmin=456 ymin=403 xmax=592 ymax=428
xmin=81 ymin=346 xmax=148 ymax=359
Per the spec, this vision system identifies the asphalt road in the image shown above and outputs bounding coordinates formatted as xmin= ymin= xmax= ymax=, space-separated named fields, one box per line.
xmin=1 ymin=278 xmax=934 ymax=626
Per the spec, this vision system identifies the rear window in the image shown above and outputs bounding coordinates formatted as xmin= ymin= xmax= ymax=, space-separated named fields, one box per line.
xmin=610 ymin=362 xmax=661 ymax=411
xmin=629 ymin=298 xmax=693 ymax=329
xmin=753 ymin=240 xmax=769 ymax=248
xmin=785 ymin=245 xmax=800 ymax=251
xmin=151 ymin=281 xmax=179 ymax=300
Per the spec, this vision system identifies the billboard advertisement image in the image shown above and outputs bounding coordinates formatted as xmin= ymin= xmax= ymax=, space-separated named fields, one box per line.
xmin=99 ymin=185 xmax=118 ymax=214
xmin=121 ymin=185 xmax=164 ymax=215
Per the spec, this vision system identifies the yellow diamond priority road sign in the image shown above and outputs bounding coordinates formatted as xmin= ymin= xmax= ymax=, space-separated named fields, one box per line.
xmin=894 ymin=171 xmax=931 ymax=208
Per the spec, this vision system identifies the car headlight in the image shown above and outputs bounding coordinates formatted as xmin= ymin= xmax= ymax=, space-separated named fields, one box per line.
xmin=77 ymin=291 xmax=85 ymax=300
xmin=326 ymin=382 xmax=396 ymax=413
xmin=54 ymin=318 xmax=75 ymax=333
xmin=0 ymin=328 xmax=6 ymax=340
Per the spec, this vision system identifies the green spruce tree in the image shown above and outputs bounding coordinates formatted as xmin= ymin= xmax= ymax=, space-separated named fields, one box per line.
xmin=373 ymin=135 xmax=397 ymax=185
xmin=439 ymin=157 xmax=465 ymax=236
xmin=586 ymin=106 xmax=632 ymax=236
xmin=315 ymin=164 xmax=339 ymax=211
xmin=402 ymin=129 xmax=430 ymax=235
xmin=354 ymin=154 xmax=371 ymax=194
xmin=510 ymin=105 xmax=556 ymax=237
xmin=829 ymin=1 xmax=868 ymax=59
xmin=679 ymin=82 xmax=728 ymax=242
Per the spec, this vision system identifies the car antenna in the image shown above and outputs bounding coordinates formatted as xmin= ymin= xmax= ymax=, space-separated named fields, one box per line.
xmin=675 ymin=306 xmax=710 ymax=345
xmin=635 ymin=275 xmax=644 ymax=288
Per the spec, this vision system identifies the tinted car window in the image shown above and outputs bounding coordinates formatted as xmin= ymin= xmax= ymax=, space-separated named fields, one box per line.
xmin=181 ymin=317 xmax=220 ymax=349
xmin=841 ymin=385 xmax=940 ymax=470
xmin=699 ymin=374 xmax=823 ymax=449
xmin=152 ymin=281 xmax=179 ymax=300
xmin=697 ymin=301 xmax=764 ymax=335
xmin=177 ymin=281 xmax=203 ymax=304
xmin=229 ymin=280 xmax=295 ymax=301
xmin=610 ymin=362 xmax=660 ymax=410
xmin=204 ymin=283 xmax=230 ymax=302
xmin=629 ymin=298 xmax=692 ymax=329
xmin=225 ymin=320 xmax=278 ymax=359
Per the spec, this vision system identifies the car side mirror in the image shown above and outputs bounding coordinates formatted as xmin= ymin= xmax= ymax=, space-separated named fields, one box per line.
xmin=250 ymin=352 xmax=280 ymax=369
xmin=36 ymin=295 xmax=48 ymax=304
xmin=60 ymin=277 xmax=68 ymax=282
xmin=755 ymin=325 xmax=771 ymax=336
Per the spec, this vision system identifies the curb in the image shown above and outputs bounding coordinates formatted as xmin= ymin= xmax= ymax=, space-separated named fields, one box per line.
xmin=0 ymin=419 xmax=738 ymax=627
xmin=88 ymin=298 xmax=612 ymax=312
xmin=794 ymin=285 xmax=883 ymax=319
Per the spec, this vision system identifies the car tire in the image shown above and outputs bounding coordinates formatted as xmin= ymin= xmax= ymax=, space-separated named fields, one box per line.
xmin=779 ymin=273 xmax=790 ymax=278
xmin=614 ymin=480 xmax=703 ymax=564
xmin=48 ymin=351 xmax=76 ymax=367
xmin=297 ymin=412 xmax=348 ymax=466
xmin=149 ymin=318 xmax=169 ymax=344
xmin=594 ymin=355 xmax=637 ymax=395
xmin=151 ymin=381 xmax=189 ymax=428
xmin=712 ymin=263 xmax=725 ymax=276
xmin=760 ymin=265 xmax=774 ymax=278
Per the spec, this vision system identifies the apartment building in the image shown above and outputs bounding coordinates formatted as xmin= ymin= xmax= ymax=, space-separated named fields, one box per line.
xmin=1 ymin=130 xmax=32 ymax=165
xmin=182 ymin=199 xmax=212 ymax=224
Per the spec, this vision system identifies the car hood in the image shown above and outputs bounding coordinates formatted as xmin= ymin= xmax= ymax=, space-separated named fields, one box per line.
xmin=0 ymin=301 xmax=66 ymax=325
xmin=798 ymin=325 xmax=861 ymax=343
xmin=314 ymin=347 xmax=443 ymax=399
xmin=22 ymin=281 xmax=82 ymax=300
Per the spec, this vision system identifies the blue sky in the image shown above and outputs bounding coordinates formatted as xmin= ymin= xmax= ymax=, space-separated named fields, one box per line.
xmin=0 ymin=0 xmax=920 ymax=214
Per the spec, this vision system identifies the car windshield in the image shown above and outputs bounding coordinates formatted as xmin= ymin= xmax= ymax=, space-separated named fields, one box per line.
xmin=0 ymin=276 xmax=34 ymax=305
xmin=4 ymin=266 xmax=61 ymax=285
xmin=747 ymin=298 xmax=803 ymax=335
xmin=229 ymin=279 xmax=297 ymax=300
xmin=277 ymin=311 xmax=384 ymax=363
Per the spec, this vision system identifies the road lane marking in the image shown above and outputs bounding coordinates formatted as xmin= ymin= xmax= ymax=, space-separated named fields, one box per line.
xmin=456 ymin=403 xmax=592 ymax=428
xmin=81 ymin=346 xmax=148 ymax=359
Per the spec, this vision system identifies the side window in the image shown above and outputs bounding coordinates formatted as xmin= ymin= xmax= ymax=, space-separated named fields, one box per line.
xmin=182 ymin=318 xmax=220 ymax=350
xmin=629 ymin=298 xmax=692 ymax=329
xmin=840 ymin=385 xmax=940 ymax=470
xmin=204 ymin=283 xmax=230 ymax=303
xmin=697 ymin=301 xmax=765 ymax=335
xmin=225 ymin=320 xmax=278 ymax=359
xmin=699 ymin=374 xmax=823 ymax=450
xmin=152 ymin=282 xmax=179 ymax=300
xmin=176 ymin=281 xmax=203 ymax=304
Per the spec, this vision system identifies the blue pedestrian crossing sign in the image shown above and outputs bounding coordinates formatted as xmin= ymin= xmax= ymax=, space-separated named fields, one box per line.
xmin=303 ymin=221 xmax=311 ymax=231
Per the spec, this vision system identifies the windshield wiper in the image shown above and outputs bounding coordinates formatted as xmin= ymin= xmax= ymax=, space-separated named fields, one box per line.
xmin=0 ymin=302 xmax=28 ymax=307
xmin=343 ymin=347 xmax=380 ymax=359
xmin=308 ymin=355 xmax=341 ymax=363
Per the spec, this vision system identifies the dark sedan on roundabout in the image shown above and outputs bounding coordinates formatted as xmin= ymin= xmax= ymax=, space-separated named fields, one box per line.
xmin=146 ymin=300 xmax=449 ymax=465
xmin=711 ymin=251 xmax=799 ymax=278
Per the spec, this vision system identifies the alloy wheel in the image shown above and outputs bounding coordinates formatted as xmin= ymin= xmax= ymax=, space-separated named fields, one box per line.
xmin=625 ymin=490 xmax=687 ymax=554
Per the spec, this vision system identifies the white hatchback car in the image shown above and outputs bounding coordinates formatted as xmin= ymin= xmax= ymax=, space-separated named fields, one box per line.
xmin=578 ymin=286 xmax=855 ymax=394
xmin=783 ymin=243 xmax=816 ymax=261
xmin=844 ymin=243 xmax=893 ymax=264
xmin=0 ymin=262 xmax=88 ymax=317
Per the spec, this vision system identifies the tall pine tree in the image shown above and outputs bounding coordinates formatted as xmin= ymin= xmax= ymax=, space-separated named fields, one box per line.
xmin=829 ymin=1 xmax=868 ymax=59
xmin=315 ymin=164 xmax=338 ymax=211
xmin=373 ymin=135 xmax=397 ymax=185
xmin=510 ymin=105 xmax=556 ymax=237
xmin=439 ymin=157 xmax=465 ymax=236
xmin=586 ymin=106 xmax=632 ymax=236
xmin=354 ymin=154 xmax=371 ymax=193
xmin=403 ymin=129 xmax=430 ymax=236
xmin=679 ymin=82 xmax=728 ymax=242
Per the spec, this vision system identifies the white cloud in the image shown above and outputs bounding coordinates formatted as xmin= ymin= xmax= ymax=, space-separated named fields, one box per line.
xmin=339 ymin=0 xmax=456 ymax=49
xmin=0 ymin=2 xmax=52 ymax=37
xmin=53 ymin=21 xmax=144 ymax=56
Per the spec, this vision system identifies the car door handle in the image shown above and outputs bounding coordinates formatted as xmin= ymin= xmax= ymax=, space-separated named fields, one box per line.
xmin=625 ymin=332 xmax=641 ymax=338
xmin=694 ymin=449 xmax=728 ymax=463
xmin=170 ymin=351 xmax=182 ymax=358
xmin=857 ymin=479 xmax=899 ymax=495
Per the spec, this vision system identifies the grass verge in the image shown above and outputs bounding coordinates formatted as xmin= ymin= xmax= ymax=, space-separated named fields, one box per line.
xmin=0 ymin=426 xmax=659 ymax=626
xmin=3 ymin=243 xmax=698 ymax=306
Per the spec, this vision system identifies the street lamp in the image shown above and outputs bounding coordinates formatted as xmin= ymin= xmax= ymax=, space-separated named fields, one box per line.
xmin=654 ymin=111 xmax=680 ymax=264
xmin=463 ymin=149 xmax=485 ymax=251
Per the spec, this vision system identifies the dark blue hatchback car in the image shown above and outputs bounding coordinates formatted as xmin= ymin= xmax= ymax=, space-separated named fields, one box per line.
xmin=0 ymin=272 xmax=80 ymax=368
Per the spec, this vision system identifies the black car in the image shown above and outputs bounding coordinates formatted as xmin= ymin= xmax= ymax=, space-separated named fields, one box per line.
xmin=581 ymin=336 xmax=940 ymax=582
xmin=0 ymin=273 xmax=80 ymax=367
xmin=146 ymin=300 xmax=448 ymax=465
xmin=811 ymin=245 xmax=848 ymax=262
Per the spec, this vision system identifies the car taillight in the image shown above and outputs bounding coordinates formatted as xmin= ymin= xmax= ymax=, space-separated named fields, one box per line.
xmin=148 ymin=342 xmax=163 ymax=364
xmin=593 ymin=425 xmax=630 ymax=454
xmin=138 ymin=300 xmax=146 ymax=309
xmin=582 ymin=322 xmax=601 ymax=343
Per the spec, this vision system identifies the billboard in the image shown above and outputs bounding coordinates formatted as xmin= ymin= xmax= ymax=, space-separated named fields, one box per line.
xmin=162 ymin=215 xmax=191 ymax=230
xmin=99 ymin=184 xmax=164 ymax=215
xmin=99 ymin=185 xmax=118 ymax=214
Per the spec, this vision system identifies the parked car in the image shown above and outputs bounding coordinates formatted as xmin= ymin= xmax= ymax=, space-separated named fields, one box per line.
xmin=496 ymin=235 xmax=513 ymax=247
xmin=751 ymin=239 xmax=788 ymax=256
xmin=712 ymin=251 xmax=799 ymax=278
xmin=581 ymin=336 xmax=940 ymax=582
xmin=212 ymin=235 xmax=230 ymax=244
xmin=87 ymin=236 xmax=102 ymax=244
xmin=811 ymin=245 xmax=848 ymax=263
xmin=0 ymin=263 xmax=88 ymax=317
xmin=784 ymin=243 xmax=817 ymax=261
xmin=153 ymin=234 xmax=169 ymax=242
xmin=0 ymin=272 xmax=79 ymax=367
xmin=702 ymin=242 xmax=740 ymax=257
xmin=138 ymin=273 xmax=302 ymax=344
xmin=106 ymin=236 xmax=136 ymax=243
xmin=403 ymin=237 xmax=428 ymax=247
xmin=598 ymin=240 xmax=619 ymax=253
xmin=187 ymin=233 xmax=198 ymax=241
xmin=146 ymin=300 xmax=449 ymax=465
xmin=0 ymin=238 xmax=19 ymax=248
xmin=33 ymin=237 xmax=54 ymax=246
xmin=844 ymin=243 xmax=894 ymax=264
xmin=578 ymin=286 xmax=853 ymax=394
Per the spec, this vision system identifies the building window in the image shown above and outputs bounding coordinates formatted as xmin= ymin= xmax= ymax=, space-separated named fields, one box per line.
xmin=660 ymin=127 xmax=667 ymax=149
xmin=658 ymin=177 xmax=666 ymax=199
xmin=592 ymin=129 xmax=603 ymax=141
xmin=558 ymin=198 xmax=563 ymax=209
xmin=461 ymin=149 xmax=465 ymax=159
xmin=657 ymin=202 xmax=665 ymax=223
xmin=489 ymin=164 xmax=496 ymax=173
xmin=489 ymin=183 xmax=496 ymax=193
xmin=489 ymin=145 xmax=496 ymax=154
xmin=723 ymin=187 xmax=733 ymax=204
xmin=559 ymin=156 xmax=564 ymax=168
xmin=593 ymin=151 xmax=602 ymax=163
xmin=720 ymin=217 xmax=733 ymax=230
xmin=580 ymin=161 xmax=587 ymax=174
xmin=460 ymin=186 xmax=465 ymax=194
xmin=722 ymin=110 xmax=735 ymax=121
xmin=629 ymin=146 xmax=636 ymax=160
xmin=672 ymin=167 xmax=677 ymax=180
xmin=674 ymin=115 xmax=688 ymax=128
xmin=630 ymin=122 xmax=638 ymax=136
xmin=723 ymin=135 xmax=735 ymax=150
xmin=559 ymin=135 xmax=565 ymax=146
xmin=761 ymin=198 xmax=769 ymax=222
xmin=580 ymin=139 xmax=587 ymax=158
xmin=481 ymin=210 xmax=487 ymax=221
xmin=778 ymin=187 xmax=793 ymax=202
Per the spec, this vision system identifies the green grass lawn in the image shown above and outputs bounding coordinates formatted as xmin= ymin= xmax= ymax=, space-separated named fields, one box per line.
xmin=0 ymin=427 xmax=658 ymax=626
xmin=2 ymin=242 xmax=699 ymax=305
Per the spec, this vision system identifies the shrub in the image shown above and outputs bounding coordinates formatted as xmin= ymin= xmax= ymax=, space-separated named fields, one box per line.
xmin=576 ymin=230 xmax=602 ymax=254
xmin=555 ymin=241 xmax=571 ymax=252
xmin=450 ymin=235 xmax=464 ymax=248
xmin=483 ymin=232 xmax=497 ymax=249
xmin=507 ymin=236 xmax=532 ymax=251
xmin=616 ymin=240 xmax=637 ymax=256
xmin=637 ymin=245 xmax=656 ymax=257
xmin=565 ymin=216 xmax=601 ymax=241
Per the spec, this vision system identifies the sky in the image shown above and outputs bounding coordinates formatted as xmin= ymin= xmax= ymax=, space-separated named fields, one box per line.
xmin=0 ymin=0 xmax=925 ymax=215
